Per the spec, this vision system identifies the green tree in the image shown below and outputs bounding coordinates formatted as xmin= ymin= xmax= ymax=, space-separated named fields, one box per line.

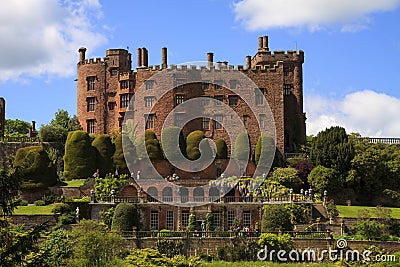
xmin=186 ymin=130 xmax=205 ymax=160
xmin=307 ymin=165 xmax=337 ymax=195
xmin=255 ymin=133 xmax=275 ymax=167
xmin=270 ymin=167 xmax=303 ymax=191
xmin=38 ymin=124 xmax=67 ymax=142
xmin=261 ymin=204 xmax=292 ymax=232
xmin=63 ymin=130 xmax=96 ymax=179
xmin=95 ymin=173 xmax=128 ymax=197
xmin=4 ymin=119 xmax=30 ymax=137
xmin=113 ymin=134 xmax=136 ymax=173
xmin=40 ymin=229 xmax=73 ymax=267
xmin=92 ymin=134 xmax=115 ymax=176
xmin=187 ymin=213 xmax=196 ymax=231
xmin=136 ymin=130 xmax=163 ymax=160
xmin=13 ymin=146 xmax=57 ymax=188
xmin=258 ymin=233 xmax=293 ymax=261
xmin=111 ymin=203 xmax=141 ymax=232
xmin=161 ymin=126 xmax=186 ymax=161
xmin=234 ymin=132 xmax=250 ymax=160
xmin=0 ymin=167 xmax=21 ymax=216
xmin=205 ymin=212 xmax=214 ymax=231
xmin=40 ymin=109 xmax=81 ymax=142
xmin=215 ymin=138 xmax=228 ymax=159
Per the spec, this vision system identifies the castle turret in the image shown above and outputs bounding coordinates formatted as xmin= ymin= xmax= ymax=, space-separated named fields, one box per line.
xmin=162 ymin=47 xmax=168 ymax=69
xmin=78 ymin=47 xmax=86 ymax=64
xmin=207 ymin=52 xmax=214 ymax=68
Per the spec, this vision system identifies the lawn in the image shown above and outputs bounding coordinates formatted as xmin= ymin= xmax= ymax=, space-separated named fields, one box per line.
xmin=200 ymin=261 xmax=334 ymax=267
xmin=60 ymin=179 xmax=86 ymax=187
xmin=337 ymin=205 xmax=400 ymax=219
xmin=13 ymin=204 xmax=55 ymax=215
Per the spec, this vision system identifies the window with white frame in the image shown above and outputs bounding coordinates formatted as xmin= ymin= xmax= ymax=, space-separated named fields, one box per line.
xmin=87 ymin=120 xmax=95 ymax=134
xmin=284 ymin=84 xmax=292 ymax=95
xmin=175 ymin=113 xmax=184 ymax=128
xmin=227 ymin=210 xmax=235 ymax=229
xmin=120 ymin=80 xmax=128 ymax=89
xmin=175 ymin=94 xmax=184 ymax=105
xmin=150 ymin=211 xmax=159 ymax=230
xmin=229 ymin=80 xmax=237 ymax=89
xmin=214 ymin=115 xmax=223 ymax=129
xmin=202 ymin=117 xmax=210 ymax=130
xmin=144 ymin=96 xmax=155 ymax=107
xmin=145 ymin=80 xmax=154 ymax=90
xmin=145 ymin=114 xmax=155 ymax=129
xmin=259 ymin=114 xmax=267 ymax=129
xmin=181 ymin=212 xmax=190 ymax=228
xmin=255 ymin=88 xmax=264 ymax=105
xmin=120 ymin=94 xmax=130 ymax=108
xmin=166 ymin=210 xmax=174 ymax=230
xmin=87 ymin=97 xmax=95 ymax=112
xmin=87 ymin=76 xmax=95 ymax=91
xmin=213 ymin=212 xmax=221 ymax=230
xmin=243 ymin=211 xmax=251 ymax=227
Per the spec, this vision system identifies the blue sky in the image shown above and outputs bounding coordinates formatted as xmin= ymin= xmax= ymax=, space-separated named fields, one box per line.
xmin=1 ymin=0 xmax=400 ymax=137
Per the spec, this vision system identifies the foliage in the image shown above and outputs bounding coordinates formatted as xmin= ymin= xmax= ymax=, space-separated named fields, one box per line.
xmin=113 ymin=134 xmax=136 ymax=173
xmin=40 ymin=229 xmax=73 ymax=267
xmin=0 ymin=167 xmax=21 ymax=216
xmin=285 ymin=203 xmax=311 ymax=225
xmin=261 ymin=204 xmax=292 ymax=232
xmin=255 ymin=133 xmax=275 ymax=167
xmin=13 ymin=146 xmax=57 ymax=188
xmin=136 ymin=130 xmax=163 ymax=160
xmin=270 ymin=167 xmax=303 ymax=191
xmin=307 ymin=165 xmax=337 ymax=196
xmin=63 ymin=130 xmax=96 ymax=179
xmin=309 ymin=126 xmax=354 ymax=184
xmin=4 ymin=118 xmax=30 ymax=137
xmin=294 ymin=159 xmax=314 ymax=185
xmin=52 ymin=203 xmax=71 ymax=214
xmin=161 ymin=126 xmax=186 ymax=160
xmin=233 ymin=132 xmax=250 ymax=160
xmin=215 ymin=138 xmax=228 ymax=159
xmin=92 ymin=134 xmax=115 ymax=176
xmin=187 ymin=213 xmax=196 ymax=231
xmin=95 ymin=173 xmax=128 ymax=197
xmin=39 ymin=124 xmax=68 ymax=142
xmin=205 ymin=212 xmax=214 ymax=231
xmin=39 ymin=109 xmax=81 ymax=142
xmin=156 ymin=239 xmax=183 ymax=258
xmin=351 ymin=220 xmax=387 ymax=240
xmin=186 ymin=130 xmax=205 ymax=160
xmin=326 ymin=200 xmax=339 ymax=218
xmin=70 ymin=219 xmax=126 ymax=266
xmin=222 ymin=240 xmax=260 ymax=262
xmin=101 ymin=207 xmax=115 ymax=229
xmin=124 ymin=248 xmax=200 ymax=267
xmin=34 ymin=200 xmax=46 ymax=206
xmin=258 ymin=233 xmax=293 ymax=261
xmin=111 ymin=203 xmax=141 ymax=232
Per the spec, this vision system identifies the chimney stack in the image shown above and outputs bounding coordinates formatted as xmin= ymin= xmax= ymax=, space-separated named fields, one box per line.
xmin=263 ymin=36 xmax=269 ymax=49
xmin=207 ymin=52 xmax=214 ymax=68
xmin=137 ymin=48 xmax=142 ymax=67
xmin=78 ymin=47 xmax=87 ymax=63
xmin=162 ymin=47 xmax=167 ymax=69
xmin=142 ymin=47 xmax=148 ymax=67
xmin=246 ymin=56 xmax=251 ymax=70
xmin=258 ymin=37 xmax=263 ymax=50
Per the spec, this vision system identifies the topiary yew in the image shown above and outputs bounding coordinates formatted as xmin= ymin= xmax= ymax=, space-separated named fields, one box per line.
xmin=215 ymin=138 xmax=228 ymax=159
xmin=255 ymin=133 xmax=274 ymax=167
xmin=113 ymin=134 xmax=136 ymax=173
xmin=111 ymin=203 xmax=140 ymax=232
xmin=233 ymin=132 xmax=250 ymax=160
xmin=92 ymin=134 xmax=115 ymax=176
xmin=186 ymin=130 xmax=205 ymax=160
xmin=161 ymin=126 xmax=186 ymax=161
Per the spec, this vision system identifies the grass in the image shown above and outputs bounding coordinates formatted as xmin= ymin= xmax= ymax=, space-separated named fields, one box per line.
xmin=199 ymin=261 xmax=335 ymax=267
xmin=337 ymin=205 xmax=400 ymax=219
xmin=13 ymin=204 xmax=54 ymax=215
xmin=60 ymin=179 xmax=86 ymax=187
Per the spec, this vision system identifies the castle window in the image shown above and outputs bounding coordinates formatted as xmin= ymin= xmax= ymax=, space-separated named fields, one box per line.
xmin=145 ymin=96 xmax=156 ymax=107
xmin=175 ymin=94 xmax=184 ymax=105
xmin=229 ymin=80 xmax=237 ymax=89
xmin=145 ymin=80 xmax=154 ymax=90
xmin=87 ymin=76 xmax=95 ymax=91
xmin=120 ymin=94 xmax=130 ymax=108
xmin=87 ymin=97 xmax=95 ymax=112
xmin=145 ymin=114 xmax=155 ymax=129
xmin=284 ymin=67 xmax=292 ymax=76
xmin=243 ymin=211 xmax=251 ymax=227
xmin=284 ymin=84 xmax=292 ymax=95
xmin=181 ymin=211 xmax=189 ymax=228
xmin=214 ymin=115 xmax=223 ymax=129
xmin=214 ymin=95 xmax=223 ymax=106
xmin=120 ymin=80 xmax=128 ymax=89
xmin=228 ymin=95 xmax=238 ymax=106
xmin=213 ymin=212 xmax=221 ymax=230
xmin=150 ymin=211 xmax=159 ymax=230
xmin=111 ymin=69 xmax=117 ymax=76
xmin=108 ymin=102 xmax=116 ymax=111
xmin=214 ymin=80 xmax=223 ymax=89
xmin=255 ymin=88 xmax=264 ymax=105
xmin=202 ymin=117 xmax=210 ymax=130
xmin=201 ymin=97 xmax=210 ymax=106
xmin=166 ymin=210 xmax=174 ymax=230
xmin=175 ymin=113 xmax=184 ymax=128
xmin=227 ymin=210 xmax=235 ymax=228
xmin=202 ymin=80 xmax=210 ymax=90
xmin=259 ymin=114 xmax=267 ymax=129
xmin=87 ymin=120 xmax=95 ymax=134
xmin=243 ymin=115 xmax=250 ymax=127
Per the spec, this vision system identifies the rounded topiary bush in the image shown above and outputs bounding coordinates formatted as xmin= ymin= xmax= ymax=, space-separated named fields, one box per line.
xmin=13 ymin=146 xmax=57 ymax=188
xmin=255 ymin=133 xmax=275 ymax=167
xmin=262 ymin=204 xmax=292 ymax=232
xmin=63 ymin=130 xmax=96 ymax=179
xmin=113 ymin=134 xmax=136 ymax=173
xmin=161 ymin=126 xmax=186 ymax=161
xmin=92 ymin=134 xmax=115 ymax=176
xmin=136 ymin=130 xmax=163 ymax=160
xmin=233 ymin=132 xmax=250 ymax=160
xmin=215 ymin=138 xmax=228 ymax=159
xmin=111 ymin=203 xmax=141 ymax=232
xmin=186 ymin=130 xmax=205 ymax=160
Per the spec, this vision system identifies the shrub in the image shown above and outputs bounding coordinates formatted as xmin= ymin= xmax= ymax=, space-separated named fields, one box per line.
xmin=34 ymin=200 xmax=45 ymax=206
xmin=233 ymin=132 xmax=250 ymax=160
xmin=255 ymin=133 xmax=275 ymax=167
xmin=186 ymin=130 xmax=205 ymax=160
xmin=186 ymin=213 xmax=196 ymax=231
xmin=308 ymin=165 xmax=337 ymax=195
xmin=156 ymin=239 xmax=183 ymax=258
xmin=262 ymin=204 xmax=292 ymax=232
xmin=258 ymin=233 xmax=293 ymax=261
xmin=161 ymin=126 xmax=186 ymax=161
xmin=113 ymin=134 xmax=135 ymax=173
xmin=40 ymin=229 xmax=73 ymax=267
xmin=352 ymin=220 xmax=387 ymax=240
xmin=52 ymin=203 xmax=71 ymax=215
xmin=270 ymin=167 xmax=303 ymax=191
xmin=63 ymin=130 xmax=96 ymax=179
xmin=92 ymin=134 xmax=115 ymax=176
xmin=13 ymin=146 xmax=57 ymax=188
xmin=111 ymin=203 xmax=141 ymax=232
xmin=39 ymin=124 xmax=68 ymax=142
xmin=215 ymin=138 xmax=228 ymax=159
xmin=100 ymin=207 xmax=115 ymax=229
xmin=136 ymin=130 xmax=163 ymax=160
xmin=19 ymin=200 xmax=28 ymax=206
xmin=124 ymin=248 xmax=199 ymax=267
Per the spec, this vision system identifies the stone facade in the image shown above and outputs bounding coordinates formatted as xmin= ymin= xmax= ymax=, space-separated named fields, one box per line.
xmin=0 ymin=97 xmax=4 ymax=138
xmin=77 ymin=36 xmax=306 ymax=159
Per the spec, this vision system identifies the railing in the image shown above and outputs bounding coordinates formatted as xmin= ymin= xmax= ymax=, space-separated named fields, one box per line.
xmin=0 ymin=136 xmax=40 ymax=142
xmin=357 ymin=137 xmax=400 ymax=144
xmin=122 ymin=230 xmax=330 ymax=239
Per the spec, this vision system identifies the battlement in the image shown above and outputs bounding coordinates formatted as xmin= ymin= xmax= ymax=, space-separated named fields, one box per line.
xmin=78 ymin=57 xmax=105 ymax=66
xmin=106 ymin=49 xmax=129 ymax=56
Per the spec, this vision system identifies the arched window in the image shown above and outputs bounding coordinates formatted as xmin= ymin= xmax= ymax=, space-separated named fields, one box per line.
xmin=193 ymin=187 xmax=204 ymax=202
xmin=209 ymin=187 xmax=220 ymax=202
xmin=179 ymin=187 xmax=188 ymax=203
xmin=147 ymin=187 xmax=158 ymax=202
xmin=162 ymin=187 xmax=173 ymax=202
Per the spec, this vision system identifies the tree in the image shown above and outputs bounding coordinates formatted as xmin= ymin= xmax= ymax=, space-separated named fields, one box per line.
xmin=307 ymin=165 xmax=337 ymax=195
xmin=136 ymin=130 xmax=163 ymax=160
xmin=39 ymin=109 xmax=81 ymax=142
xmin=255 ymin=133 xmax=274 ymax=167
xmin=186 ymin=130 xmax=205 ymax=160
xmin=215 ymin=138 xmax=228 ymax=159
xmin=161 ymin=126 xmax=186 ymax=161
xmin=40 ymin=229 xmax=73 ymax=267
xmin=187 ymin=213 xmax=196 ymax=231
xmin=233 ymin=132 xmax=250 ymax=160
xmin=113 ymin=134 xmax=136 ymax=173
xmin=294 ymin=159 xmax=314 ymax=186
xmin=4 ymin=119 xmax=30 ymax=137
xmin=261 ymin=204 xmax=292 ymax=232
xmin=63 ymin=130 xmax=96 ymax=179
xmin=38 ymin=124 xmax=67 ymax=142
xmin=111 ymin=203 xmax=141 ymax=232
xmin=92 ymin=134 xmax=115 ymax=176
xmin=0 ymin=167 xmax=21 ymax=217
xmin=270 ymin=167 xmax=303 ymax=192
xmin=95 ymin=173 xmax=128 ymax=197
xmin=13 ymin=146 xmax=57 ymax=188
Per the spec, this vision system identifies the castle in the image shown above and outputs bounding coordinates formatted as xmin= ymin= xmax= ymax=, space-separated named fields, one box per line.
xmin=77 ymin=36 xmax=306 ymax=160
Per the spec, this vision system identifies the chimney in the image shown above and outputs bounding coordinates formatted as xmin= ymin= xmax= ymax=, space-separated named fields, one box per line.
xmin=216 ymin=61 xmax=221 ymax=69
xmin=78 ymin=47 xmax=87 ymax=63
xmin=162 ymin=47 xmax=167 ymax=69
xmin=31 ymin=121 xmax=36 ymax=133
xmin=263 ymin=36 xmax=269 ymax=49
xmin=207 ymin=52 xmax=214 ymax=68
xmin=223 ymin=61 xmax=228 ymax=66
xmin=137 ymin=48 xmax=142 ymax=67
xmin=258 ymin=37 xmax=263 ymax=50
xmin=246 ymin=56 xmax=251 ymax=70
xmin=142 ymin=47 xmax=148 ymax=67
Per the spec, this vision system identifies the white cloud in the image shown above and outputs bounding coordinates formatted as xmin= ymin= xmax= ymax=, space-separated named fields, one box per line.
xmin=305 ymin=90 xmax=400 ymax=137
xmin=234 ymin=0 xmax=400 ymax=31
xmin=0 ymin=0 xmax=107 ymax=81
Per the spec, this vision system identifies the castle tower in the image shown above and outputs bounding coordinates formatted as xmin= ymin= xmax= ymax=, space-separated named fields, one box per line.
xmin=0 ymin=97 xmax=5 ymax=138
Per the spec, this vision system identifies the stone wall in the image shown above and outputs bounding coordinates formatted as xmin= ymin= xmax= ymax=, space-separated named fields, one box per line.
xmin=10 ymin=214 xmax=57 ymax=229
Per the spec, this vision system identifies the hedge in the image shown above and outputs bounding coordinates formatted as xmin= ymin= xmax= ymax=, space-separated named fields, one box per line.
xmin=215 ymin=138 xmax=228 ymax=159
xmin=113 ymin=134 xmax=136 ymax=173
xmin=160 ymin=126 xmax=186 ymax=161
xmin=111 ymin=203 xmax=141 ymax=232
xmin=186 ymin=130 xmax=205 ymax=160
xmin=92 ymin=134 xmax=115 ymax=176
xmin=233 ymin=132 xmax=250 ymax=160
xmin=255 ymin=133 xmax=275 ymax=167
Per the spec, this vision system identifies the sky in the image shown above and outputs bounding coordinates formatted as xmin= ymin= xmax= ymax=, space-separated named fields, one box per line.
xmin=1 ymin=0 xmax=400 ymax=137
